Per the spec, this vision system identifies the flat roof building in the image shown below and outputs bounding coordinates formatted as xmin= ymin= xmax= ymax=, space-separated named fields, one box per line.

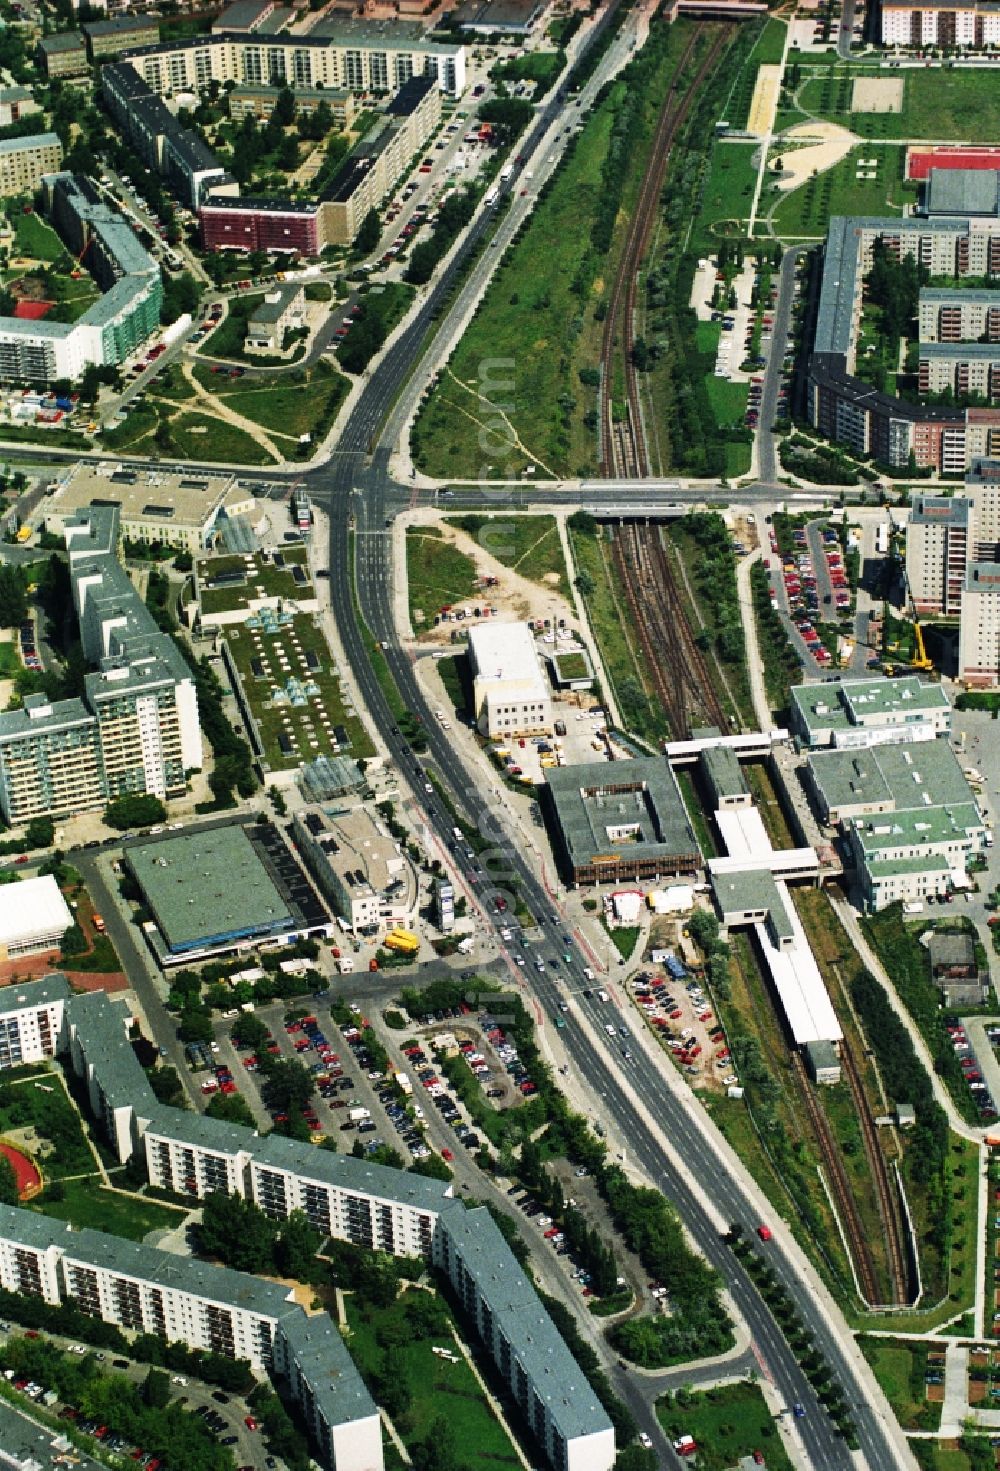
xmin=806 ymin=737 xmax=974 ymax=824
xmin=789 ymin=674 xmax=951 ymax=748
xmin=0 ymin=133 xmax=63 ymax=195
xmin=292 ymin=804 xmax=417 ymax=936
xmin=699 ymin=743 xmax=751 ymax=809
xmin=0 ymin=876 xmax=73 ymax=962
xmin=82 ymin=14 xmax=160 ymax=58
xmin=468 ymin=621 xmax=552 ymax=739
xmin=45 ymin=462 xmax=252 ymax=552
xmin=39 ymin=32 xmax=88 ymax=78
xmin=546 ymin=757 xmax=700 ymax=886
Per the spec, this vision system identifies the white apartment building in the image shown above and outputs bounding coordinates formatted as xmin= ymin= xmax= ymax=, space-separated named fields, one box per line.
xmin=881 ymin=0 xmax=1000 ymax=46
xmin=919 ymin=287 xmax=1000 ymax=343
xmin=959 ymin=561 xmax=1000 ymax=685
xmin=0 ymin=974 xmax=70 ymax=1072
xmin=468 ymin=622 xmax=552 ymax=739
xmin=0 ymin=133 xmax=62 ymax=193
xmin=144 ymin=1110 xmax=254 ymax=1198
xmin=905 ymin=494 xmax=971 ymax=614
xmin=919 ymin=343 xmax=1000 ymax=397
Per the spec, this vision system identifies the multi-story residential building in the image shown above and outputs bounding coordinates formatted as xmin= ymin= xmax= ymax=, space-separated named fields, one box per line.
xmin=0 ymin=973 xmax=70 ymax=1072
xmin=918 ymin=286 xmax=1000 ymax=343
xmin=959 ymin=561 xmax=1000 ymax=686
xmin=38 ymin=33 xmax=88 ymax=79
xmin=918 ymin=341 xmax=1000 ymax=397
xmin=0 ymin=973 xmax=615 ymax=1471
xmin=101 ymin=64 xmax=235 ymax=211
xmin=0 ymin=174 xmax=161 ymax=386
xmin=0 ymin=133 xmax=63 ymax=195
xmin=0 ymin=86 xmax=42 ymax=129
xmin=228 ymin=83 xmax=356 ymax=127
xmin=83 ymin=14 xmax=160 ymax=58
xmin=0 ymin=504 xmax=201 ymax=824
xmin=881 ymin=0 xmax=1000 ymax=47
xmin=905 ymin=493 xmax=971 ymax=614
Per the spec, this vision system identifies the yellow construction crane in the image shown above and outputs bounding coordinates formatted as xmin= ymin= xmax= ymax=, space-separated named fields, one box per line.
xmin=903 ymin=569 xmax=934 ymax=672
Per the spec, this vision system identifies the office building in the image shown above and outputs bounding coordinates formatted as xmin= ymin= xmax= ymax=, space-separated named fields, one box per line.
xmin=0 ymin=877 xmax=73 ymax=962
xmin=0 ymin=974 xmax=616 ymax=1471
xmin=546 ymin=757 xmax=701 ymax=886
xmin=45 ymin=462 xmax=252 ymax=553
xmin=788 ymin=674 xmax=951 ymax=749
xmin=245 ymin=283 xmax=305 ymax=355
xmin=468 ymin=621 xmax=552 ymax=739
xmin=0 ymin=133 xmax=62 ymax=194
xmin=292 ymin=805 xmax=417 ymax=936
xmin=38 ymin=33 xmax=88 ymax=79
xmin=806 ymin=735 xmax=976 ymax=823
xmin=905 ymin=494 xmax=971 ymax=615
xmin=0 ymin=505 xmax=200 ymax=824
xmin=0 ymin=174 xmax=161 ymax=387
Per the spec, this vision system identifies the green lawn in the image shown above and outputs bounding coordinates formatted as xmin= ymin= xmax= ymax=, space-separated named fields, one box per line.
xmin=690 ymin=142 xmax=759 ymax=252
xmin=412 ymin=20 xmax=701 ymax=479
xmin=201 ymin=294 xmax=266 ymax=360
xmin=0 ymin=643 xmax=20 ymax=676
xmin=225 ymin=611 xmax=375 ymax=770
xmin=100 ymin=405 xmax=160 ymax=453
xmin=771 ymin=146 xmax=907 ymax=238
xmin=0 ymin=1073 xmax=97 ymax=1180
xmin=199 ymin=546 xmax=312 ymax=617
xmin=657 ymin=1382 xmax=793 ymax=1471
xmin=11 ymin=210 xmax=63 ymax=262
xmin=794 ymin=66 xmax=1000 ymax=141
xmin=214 ymin=361 xmax=348 ymax=452
xmin=718 ymin=15 xmax=786 ymax=129
xmin=344 ymin=1289 xmax=521 ymax=1468
xmin=166 ymin=413 xmax=277 ymax=466
xmin=444 ymin=514 xmax=571 ymax=598
xmin=31 ymin=1178 xmax=185 ymax=1241
xmin=858 ymin=1336 xmax=942 ymax=1431
xmin=406 ymin=527 xmax=481 ymax=634
xmin=493 ymin=50 xmax=565 ymax=86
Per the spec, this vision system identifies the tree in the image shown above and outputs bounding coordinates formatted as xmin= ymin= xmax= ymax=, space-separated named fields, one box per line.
xmin=231 ymin=1012 xmax=269 ymax=1052
xmin=0 ymin=1155 xmax=19 ymax=1205
xmin=142 ymin=1367 xmax=171 ymax=1408
xmin=355 ymin=207 xmax=380 ymax=255
xmin=25 ymin=816 xmax=54 ymax=850
xmin=199 ymin=1191 xmax=278 ymax=1273
xmin=60 ymin=923 xmax=86 ymax=959
xmin=274 ymin=1210 xmax=321 ymax=1280
xmin=205 ymin=1091 xmax=256 ymax=1128
xmin=0 ymin=566 xmax=28 ymax=628
xmin=260 ymin=1056 xmax=314 ymax=1116
xmin=273 ymin=86 xmax=296 ymax=126
xmin=104 ymin=794 xmax=168 ymax=830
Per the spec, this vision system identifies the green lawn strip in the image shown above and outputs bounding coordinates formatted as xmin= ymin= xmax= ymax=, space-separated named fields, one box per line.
xmin=910 ymin=1442 xmax=987 ymax=1471
xmin=690 ymin=141 xmax=759 ymax=252
xmin=413 ymin=19 xmax=700 ymax=479
xmin=857 ymin=1336 xmax=942 ymax=1431
xmin=166 ymin=413 xmax=277 ymax=466
xmin=0 ymin=1073 xmax=97 ymax=1180
xmin=444 ymin=514 xmax=570 ymax=597
xmin=31 ymin=1177 xmax=185 ymax=1241
xmin=343 ymin=1290 xmax=521 ymax=1465
xmin=218 ymin=363 xmax=348 ymax=444
xmin=657 ymin=1381 xmax=793 ymax=1471
xmin=718 ymin=14 xmax=784 ymax=129
xmin=0 ymin=424 xmax=90 ymax=451
xmin=225 ymin=611 xmax=374 ymax=769
xmin=11 ymin=210 xmax=63 ymax=262
xmin=771 ymin=146 xmax=906 ymax=239
xmin=567 ymin=523 xmax=668 ymax=744
xmin=795 ymin=68 xmax=1000 ymax=141
xmin=493 ymin=50 xmax=565 ymax=87
xmin=406 ymin=527 xmax=481 ymax=634
xmin=0 ymin=642 xmax=20 ymax=676
xmin=100 ymin=405 xmax=160 ymax=452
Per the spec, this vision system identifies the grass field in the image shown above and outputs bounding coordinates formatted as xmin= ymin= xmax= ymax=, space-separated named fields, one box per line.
xmin=344 ymin=1289 xmax=521 ymax=1467
xmin=689 ymin=142 xmax=759 ymax=253
xmin=406 ymin=527 xmax=481 ymax=634
xmin=31 ymin=1178 xmax=185 ymax=1241
xmin=771 ymin=146 xmax=907 ymax=238
xmin=791 ymin=66 xmax=1000 ymax=140
xmin=0 ymin=643 xmax=20 ymax=676
xmin=226 ymin=610 xmax=374 ymax=769
xmin=11 ymin=211 xmax=63 ymax=262
xmin=206 ymin=360 xmax=347 ymax=452
xmin=910 ymin=1444 xmax=987 ymax=1471
xmin=657 ymin=1381 xmax=793 ymax=1471
xmin=697 ymin=325 xmax=751 ymax=425
xmin=493 ymin=50 xmax=564 ymax=87
xmin=0 ymin=1074 xmax=97 ymax=1180
xmin=201 ymin=294 xmax=266 ymax=360
xmin=412 ymin=20 xmax=702 ymax=479
xmin=718 ymin=15 xmax=786 ymax=129
xmin=858 ymin=1337 xmax=942 ymax=1431
xmin=444 ymin=514 xmax=571 ymax=598
xmin=165 ymin=413 xmax=276 ymax=466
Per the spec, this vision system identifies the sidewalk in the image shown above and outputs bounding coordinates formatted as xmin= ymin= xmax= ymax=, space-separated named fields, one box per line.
xmin=736 ymin=547 xmax=770 ymax=730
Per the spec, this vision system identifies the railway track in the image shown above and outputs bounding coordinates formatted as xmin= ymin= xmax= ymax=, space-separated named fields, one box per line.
xmin=611 ymin=519 xmax=728 ymax=737
xmin=599 ymin=25 xmax=732 ymax=478
xmin=790 ymin=1050 xmax=910 ymax=1308
xmin=840 ymin=1041 xmax=911 ymax=1306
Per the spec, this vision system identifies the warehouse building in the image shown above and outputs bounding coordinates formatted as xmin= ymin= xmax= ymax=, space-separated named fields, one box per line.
xmin=546 ymin=757 xmax=701 ymax=886
xmin=788 ymin=674 xmax=951 ymax=749
xmin=0 ymin=174 xmax=161 ymax=387
xmin=0 ymin=876 xmax=73 ymax=961
xmin=468 ymin=621 xmax=552 ymax=739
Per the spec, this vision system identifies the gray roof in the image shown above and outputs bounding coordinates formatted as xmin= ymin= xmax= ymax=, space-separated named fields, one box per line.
xmin=249 ymin=283 xmax=302 ymax=327
xmin=251 ymin=1131 xmax=455 ymax=1212
xmin=920 ymin=285 xmax=1000 ymax=305
xmin=70 ymin=991 xmax=158 ymax=1116
xmin=0 ymin=1399 xmax=106 ymax=1471
xmin=926 ymin=167 xmax=1000 ymax=217
xmin=966 ymin=561 xmax=1000 ymax=591
xmin=789 ymin=674 xmax=950 ymax=743
xmin=546 ymin=757 xmax=700 ymax=868
xmin=0 ymin=693 xmax=94 ymax=743
xmin=910 ymin=493 xmax=971 ymax=526
xmin=145 ymin=1104 xmax=257 ymax=1156
xmin=0 ymin=131 xmax=60 ymax=158
xmin=83 ymin=15 xmax=158 ymax=36
xmin=919 ymin=341 xmax=1000 ymax=360
xmin=0 ymin=1200 xmax=76 ymax=1251
xmin=808 ymin=737 xmax=975 ymax=817
xmin=126 ymin=826 xmax=292 ymax=952
xmin=699 ymin=744 xmax=748 ymax=803
xmin=711 ymin=867 xmax=793 ymax=940
xmin=442 ymin=1206 xmax=613 ymax=1442
xmin=280 ymin=1313 xmax=379 ymax=1429
xmin=0 ymin=973 xmax=71 ymax=1015
xmin=40 ymin=32 xmax=86 ymax=52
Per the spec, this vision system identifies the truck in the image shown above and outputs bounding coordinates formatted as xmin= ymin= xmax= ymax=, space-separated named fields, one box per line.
xmin=349 ymin=1107 xmax=370 ymax=1123
xmin=500 ymin=163 xmax=514 ymax=183
xmin=395 ymin=1072 xmax=413 ymax=1096
xmin=384 ymin=927 xmax=420 ymax=956
xmin=15 ymin=526 xmax=31 ymax=543
xmin=902 ymin=901 xmax=924 ymax=915
xmin=484 ymin=188 xmax=499 ymax=208
xmin=92 ymin=913 xmax=106 ymax=934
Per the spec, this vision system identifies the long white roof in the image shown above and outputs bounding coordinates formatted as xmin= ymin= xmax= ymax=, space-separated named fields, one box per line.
xmin=0 ymin=875 xmax=72 ymax=945
xmin=754 ymin=896 xmax=843 ymax=1047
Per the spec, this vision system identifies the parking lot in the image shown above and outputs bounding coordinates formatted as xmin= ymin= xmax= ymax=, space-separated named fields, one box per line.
xmin=627 ymin=953 xmax=737 ymax=1094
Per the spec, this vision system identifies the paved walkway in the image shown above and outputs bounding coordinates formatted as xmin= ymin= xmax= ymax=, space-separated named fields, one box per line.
xmin=557 ymin=511 xmax=623 ymax=729
xmin=737 ymin=546 xmax=770 ymax=729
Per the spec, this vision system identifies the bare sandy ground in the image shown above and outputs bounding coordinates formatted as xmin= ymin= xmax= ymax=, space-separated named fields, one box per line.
xmin=852 ymin=76 xmax=904 ymax=113
xmin=772 ymin=120 xmax=859 ymax=191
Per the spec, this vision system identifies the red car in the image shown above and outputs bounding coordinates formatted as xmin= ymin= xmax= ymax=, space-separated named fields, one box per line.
xmin=441 ymin=1148 xmax=454 ymax=1162
xmin=245 ymin=1416 xmax=259 ymax=1431
xmin=757 ymin=1224 xmax=772 ymax=1242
